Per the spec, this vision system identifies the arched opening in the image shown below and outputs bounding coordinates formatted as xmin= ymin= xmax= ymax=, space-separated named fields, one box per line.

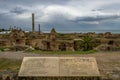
xmin=46 ymin=42 xmax=50 ymax=50
xmin=73 ymin=40 xmax=81 ymax=51
xmin=59 ymin=43 xmax=66 ymax=51
xmin=16 ymin=39 xmax=21 ymax=44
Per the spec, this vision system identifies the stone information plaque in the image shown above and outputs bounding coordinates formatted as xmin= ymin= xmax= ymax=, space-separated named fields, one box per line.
xmin=19 ymin=57 xmax=100 ymax=77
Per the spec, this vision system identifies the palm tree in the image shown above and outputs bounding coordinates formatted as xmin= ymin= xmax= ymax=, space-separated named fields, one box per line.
xmin=81 ymin=35 xmax=93 ymax=51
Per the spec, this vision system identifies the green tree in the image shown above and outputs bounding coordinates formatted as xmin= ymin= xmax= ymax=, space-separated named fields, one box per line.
xmin=0 ymin=28 xmax=7 ymax=32
xmin=81 ymin=35 xmax=93 ymax=51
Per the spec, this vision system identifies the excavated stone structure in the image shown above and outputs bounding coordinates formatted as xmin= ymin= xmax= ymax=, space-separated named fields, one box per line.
xmin=1 ymin=28 xmax=120 ymax=51
xmin=1 ymin=13 xmax=120 ymax=51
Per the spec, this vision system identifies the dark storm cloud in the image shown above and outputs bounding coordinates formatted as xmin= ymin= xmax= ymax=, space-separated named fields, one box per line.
xmin=10 ymin=7 xmax=27 ymax=14
xmin=72 ymin=15 xmax=120 ymax=23
xmin=0 ymin=13 xmax=30 ymax=29
xmin=0 ymin=0 xmax=120 ymax=31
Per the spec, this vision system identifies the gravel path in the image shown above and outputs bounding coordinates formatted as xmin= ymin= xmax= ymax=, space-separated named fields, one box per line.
xmin=0 ymin=51 xmax=120 ymax=60
xmin=0 ymin=51 xmax=41 ymax=59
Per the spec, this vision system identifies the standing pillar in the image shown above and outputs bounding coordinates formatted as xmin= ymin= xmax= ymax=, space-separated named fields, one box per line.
xmin=32 ymin=13 xmax=35 ymax=32
xmin=38 ymin=24 xmax=40 ymax=34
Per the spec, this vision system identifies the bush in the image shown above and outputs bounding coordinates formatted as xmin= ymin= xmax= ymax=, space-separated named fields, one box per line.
xmin=0 ymin=47 xmax=4 ymax=52
xmin=80 ymin=35 xmax=94 ymax=51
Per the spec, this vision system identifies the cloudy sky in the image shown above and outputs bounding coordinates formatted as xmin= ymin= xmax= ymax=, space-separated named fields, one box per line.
xmin=0 ymin=0 xmax=120 ymax=32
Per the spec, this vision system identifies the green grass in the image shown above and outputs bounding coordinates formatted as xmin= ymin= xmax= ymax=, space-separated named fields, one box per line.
xmin=26 ymin=50 xmax=97 ymax=54
xmin=0 ymin=47 xmax=5 ymax=51
xmin=0 ymin=58 xmax=22 ymax=71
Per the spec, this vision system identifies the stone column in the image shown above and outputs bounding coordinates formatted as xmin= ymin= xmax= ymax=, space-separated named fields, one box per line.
xmin=38 ymin=24 xmax=40 ymax=34
xmin=32 ymin=13 xmax=35 ymax=32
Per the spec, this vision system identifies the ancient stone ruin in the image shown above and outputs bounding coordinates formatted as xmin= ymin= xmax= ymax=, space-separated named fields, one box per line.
xmin=0 ymin=13 xmax=120 ymax=51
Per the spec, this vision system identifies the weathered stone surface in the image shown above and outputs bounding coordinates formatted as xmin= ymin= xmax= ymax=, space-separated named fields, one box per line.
xmin=19 ymin=57 xmax=100 ymax=77
xmin=59 ymin=57 xmax=100 ymax=77
xmin=19 ymin=57 xmax=59 ymax=77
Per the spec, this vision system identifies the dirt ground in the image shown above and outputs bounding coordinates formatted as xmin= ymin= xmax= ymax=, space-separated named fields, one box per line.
xmin=0 ymin=51 xmax=120 ymax=79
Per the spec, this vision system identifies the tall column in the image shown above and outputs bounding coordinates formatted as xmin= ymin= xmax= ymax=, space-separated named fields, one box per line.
xmin=38 ymin=24 xmax=40 ymax=34
xmin=32 ymin=13 xmax=35 ymax=32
